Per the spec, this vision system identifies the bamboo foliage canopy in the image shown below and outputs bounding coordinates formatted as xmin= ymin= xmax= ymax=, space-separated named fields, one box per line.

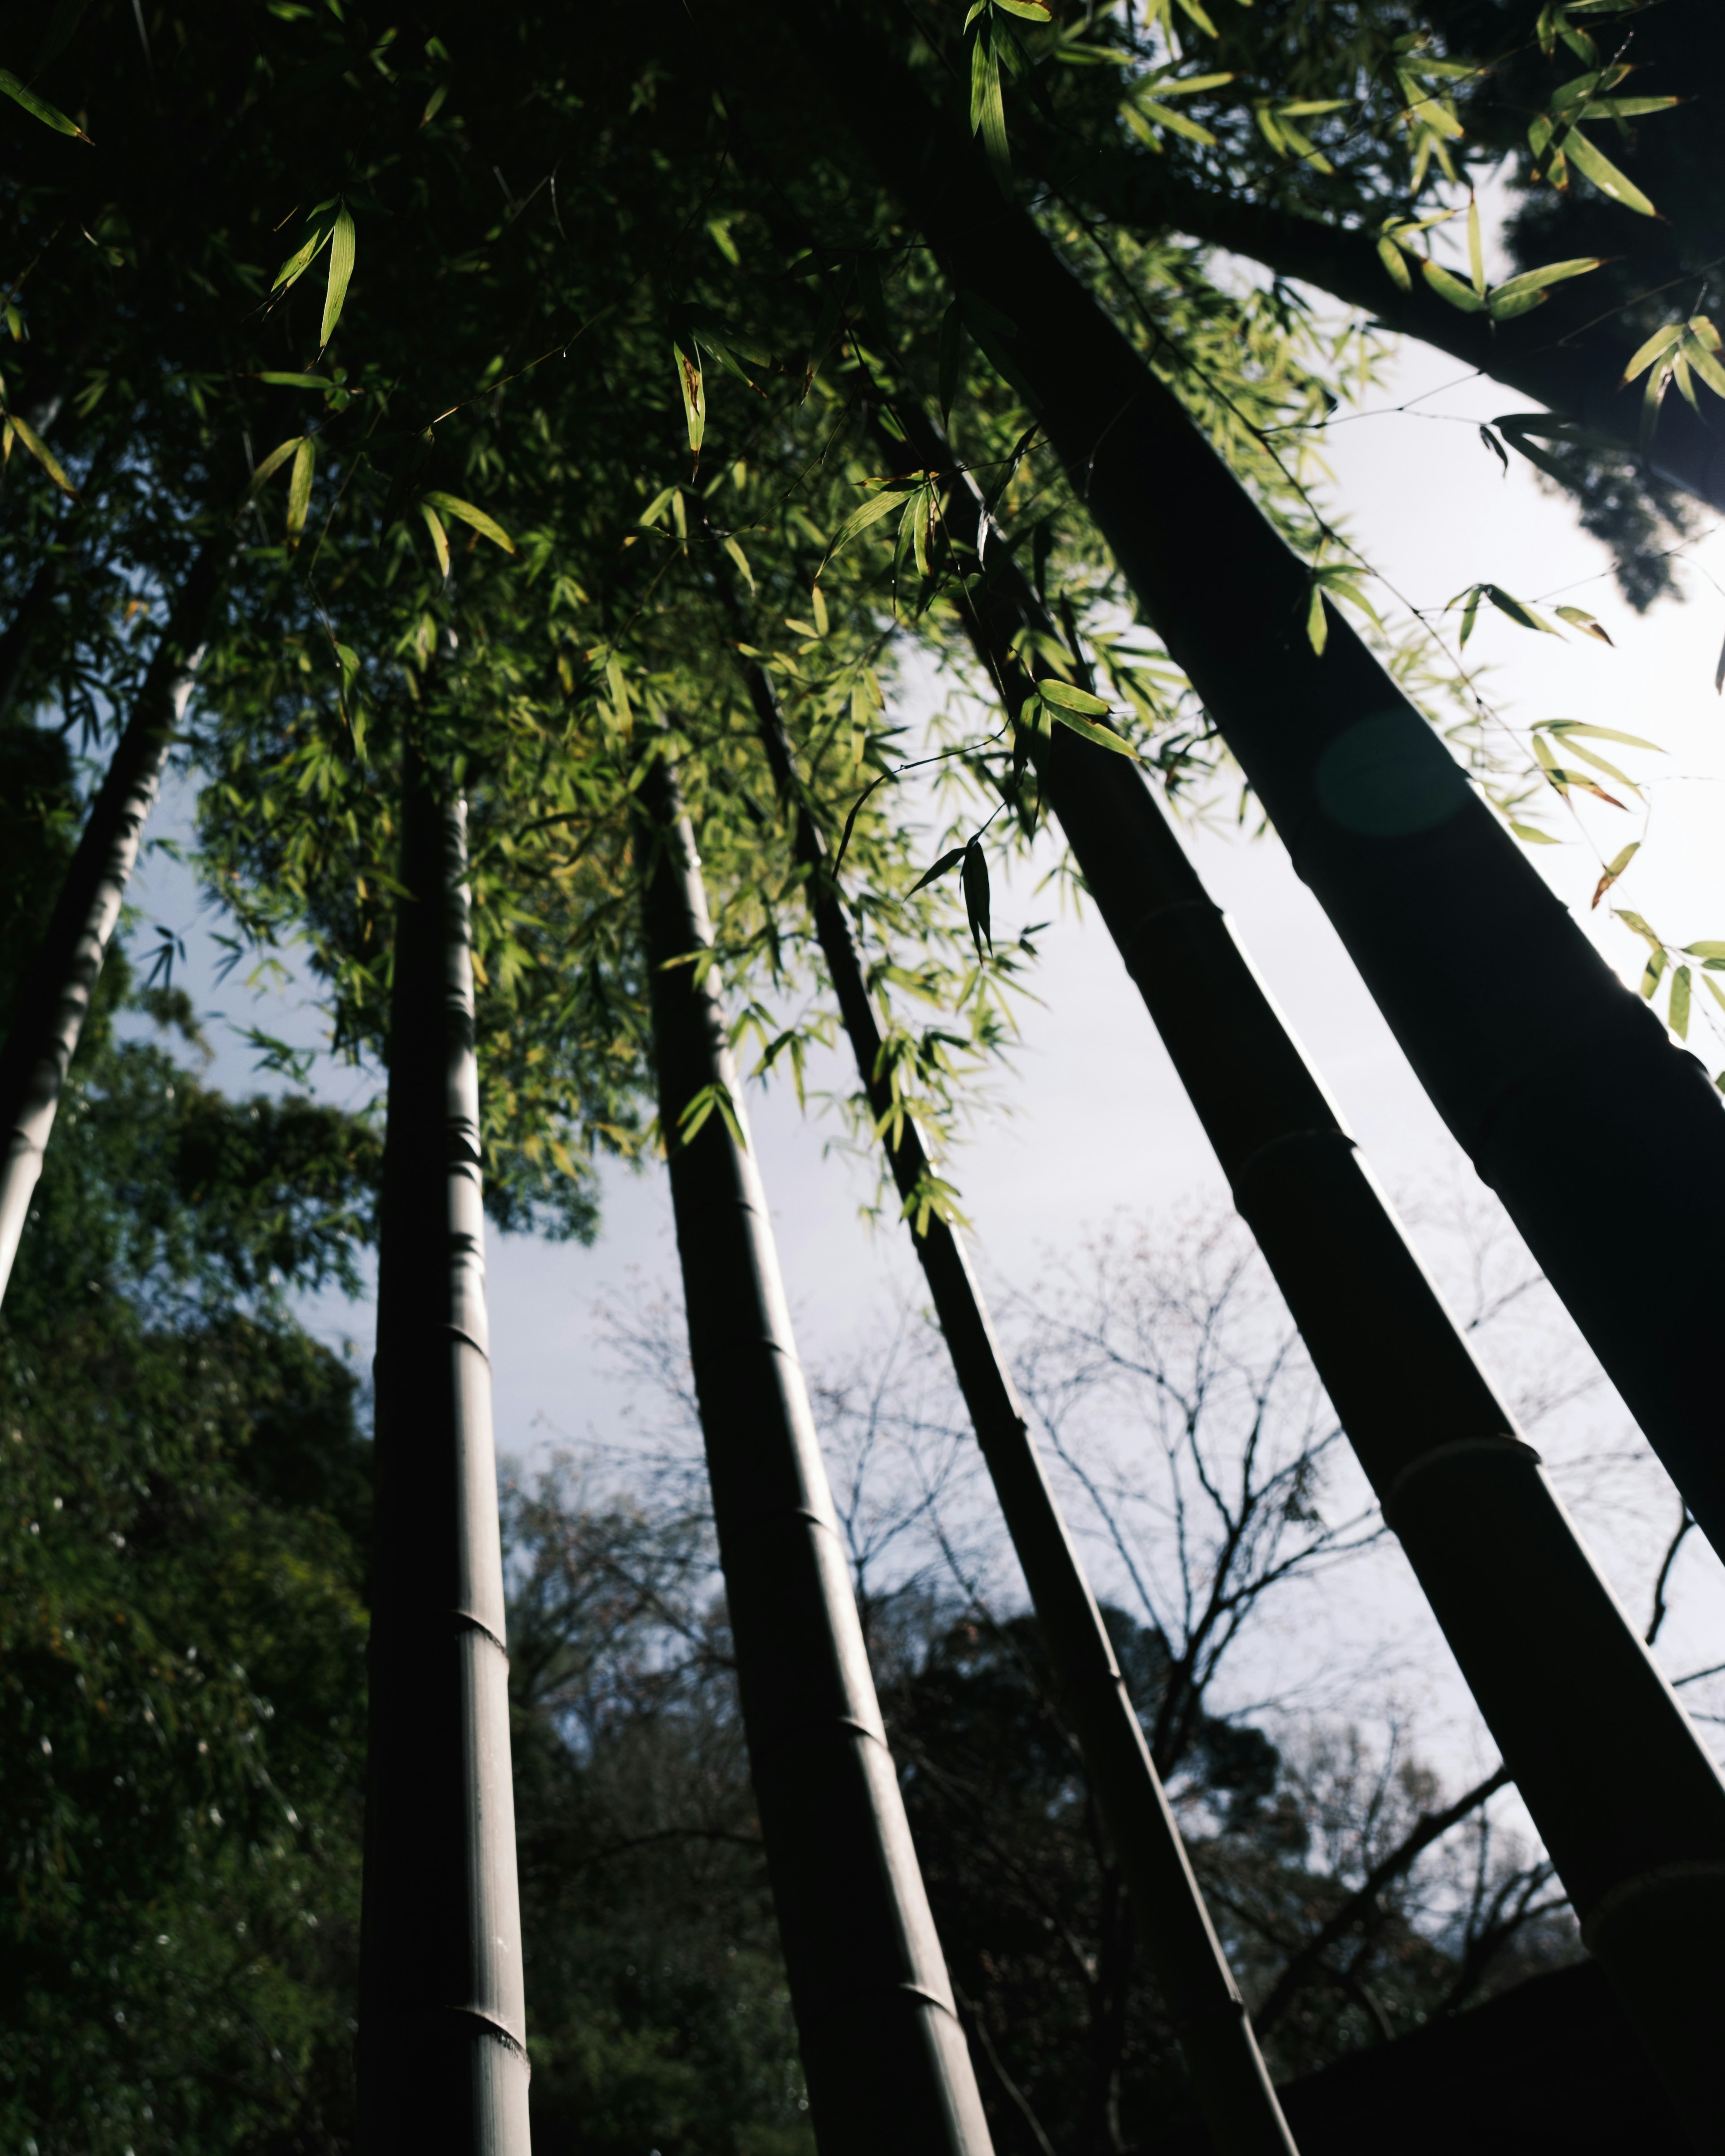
xmin=2 ymin=0 xmax=1721 ymax=1202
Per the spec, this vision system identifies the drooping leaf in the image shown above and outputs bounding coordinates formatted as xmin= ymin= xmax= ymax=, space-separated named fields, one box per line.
xmin=672 ymin=325 xmax=705 ymax=458
xmin=1669 ymin=966 xmax=1692 ymax=1040
xmin=723 ymin=536 xmax=755 ymax=592
xmin=961 ymin=840 xmax=992 ymax=956
xmin=421 ymin=490 xmax=515 ymax=553
xmin=1591 ymin=840 xmax=1638 ymax=909
xmin=4 ymin=409 xmax=77 ymax=496
xmin=248 ymin=434 xmax=305 ymax=500
xmin=418 ymin=500 xmax=451 ymax=579
xmin=286 ymin=437 xmax=316 ymax=541
xmin=320 ymin=204 xmax=356 ymax=348
xmin=1307 ymin=582 xmax=1329 ymax=654
xmin=1563 ymin=126 xmax=1657 ymax=216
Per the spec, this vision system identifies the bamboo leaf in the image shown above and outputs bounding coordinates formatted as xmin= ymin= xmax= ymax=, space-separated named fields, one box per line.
xmin=1612 ymin=908 xmax=1662 ymax=949
xmin=1540 ymin=720 xmax=1660 ymax=750
xmin=1511 ymin=820 xmax=1562 ymax=844
xmin=1563 ymin=126 xmax=1657 ymax=216
xmin=1048 ymin=707 xmax=1141 ymax=760
xmin=827 ymin=479 xmax=917 ymax=558
xmin=1421 ymin=258 xmax=1486 ymax=313
xmin=4 ymin=409 xmax=77 ymax=496
xmin=418 ymin=500 xmax=451 ymax=579
xmin=1486 ymin=256 xmax=1602 ymax=319
xmin=286 ymin=437 xmax=315 ymax=541
xmin=0 ymin=66 xmax=91 ymax=141
xmin=320 ymin=204 xmax=356 ymax=348
xmin=248 ymin=434 xmax=305 ymax=498
xmin=962 ymin=841 xmax=992 ymax=956
xmin=421 ymin=490 xmax=515 ymax=553
xmin=1591 ymin=840 xmax=1638 ymax=908
xmin=1376 ymin=236 xmax=1413 ymax=291
xmin=908 ymin=847 xmax=966 ymax=895
xmin=1308 ymin=582 xmax=1328 ymax=654
xmin=1669 ymin=965 xmax=1692 ymax=1038
xmin=256 ymin=372 xmax=338 ymax=390
xmin=1554 ymin=604 xmax=1613 ymax=644
xmin=723 ymin=536 xmax=755 ymax=592
xmin=1641 ymin=945 xmax=1668 ymax=998
xmin=1038 ymin=678 xmax=1112 ymax=717
xmin=1467 ymin=194 xmax=1486 ymax=300
xmin=672 ymin=327 xmax=705 ymax=457
xmin=1621 ymin=320 xmax=1685 ymax=384
xmin=1681 ymin=941 xmax=1725 ymax=961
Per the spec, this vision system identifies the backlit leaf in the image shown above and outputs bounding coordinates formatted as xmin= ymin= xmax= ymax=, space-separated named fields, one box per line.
xmin=1563 ymin=127 xmax=1656 ymax=216
xmin=286 ymin=437 xmax=315 ymax=540
xmin=1591 ymin=840 xmax=1638 ymax=908
xmin=320 ymin=204 xmax=356 ymax=348
xmin=4 ymin=410 xmax=77 ymax=496
xmin=1038 ymin=678 xmax=1111 ymax=717
xmin=421 ymin=490 xmax=515 ymax=553
xmin=1554 ymin=605 xmax=1613 ymax=644
xmin=1669 ymin=966 xmax=1692 ymax=1039
xmin=419 ymin=501 xmax=451 ymax=579
xmin=1048 ymin=708 xmax=1141 ymax=759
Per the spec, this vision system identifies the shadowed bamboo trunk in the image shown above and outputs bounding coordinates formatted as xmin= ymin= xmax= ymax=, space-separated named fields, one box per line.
xmin=772 ymin=7 xmax=1725 ymax=1592
xmin=0 ymin=532 xmax=227 ymax=1305
xmin=850 ymin=393 xmax=1725 ymax=2152
xmin=632 ymin=746 xmax=993 ymax=2156
xmin=359 ymin=756 xmax=530 ymax=2154
xmin=733 ymin=647 xmax=1297 ymax=2156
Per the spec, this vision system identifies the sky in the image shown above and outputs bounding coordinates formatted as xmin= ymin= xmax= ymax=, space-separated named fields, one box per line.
xmin=119 ymin=306 xmax=1725 ymax=1793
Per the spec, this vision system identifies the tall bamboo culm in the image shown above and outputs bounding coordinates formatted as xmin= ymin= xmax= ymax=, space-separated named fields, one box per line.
xmin=359 ymin=756 xmax=531 ymax=2153
xmin=734 ymin=646 xmax=1298 ymax=2156
xmin=769 ymin=3 xmax=1725 ymax=1582
xmin=0 ymin=533 xmax=227 ymax=1306
xmin=632 ymin=747 xmax=994 ymax=2156
xmin=864 ymin=398 xmax=1725 ymax=2153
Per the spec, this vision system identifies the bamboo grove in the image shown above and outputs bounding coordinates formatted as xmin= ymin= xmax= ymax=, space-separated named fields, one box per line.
xmin=4 ymin=0 xmax=1725 ymax=2150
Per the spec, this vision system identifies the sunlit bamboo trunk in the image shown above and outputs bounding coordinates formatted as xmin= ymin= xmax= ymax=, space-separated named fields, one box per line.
xmin=0 ymin=533 xmax=226 ymax=1305
xmin=633 ymin=746 xmax=993 ymax=2156
xmin=359 ymin=756 xmax=530 ymax=2154
xmin=736 ymin=651 xmax=1298 ymax=2156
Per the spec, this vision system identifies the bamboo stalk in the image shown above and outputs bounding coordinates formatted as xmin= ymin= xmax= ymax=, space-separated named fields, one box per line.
xmin=853 ymin=393 xmax=1725 ymax=2152
xmin=0 ymin=532 xmax=227 ymax=1306
xmin=633 ymin=746 xmax=994 ymax=2156
xmin=732 ymin=643 xmax=1298 ymax=2156
xmin=359 ymin=755 xmax=531 ymax=2154
xmin=778 ymin=9 xmax=1725 ymax=1586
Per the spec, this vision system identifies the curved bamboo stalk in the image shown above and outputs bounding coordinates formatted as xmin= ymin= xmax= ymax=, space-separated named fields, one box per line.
xmin=633 ymin=747 xmax=994 ymax=2156
xmin=0 ymin=531 xmax=227 ymax=1305
xmin=359 ymin=757 xmax=531 ymax=2153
